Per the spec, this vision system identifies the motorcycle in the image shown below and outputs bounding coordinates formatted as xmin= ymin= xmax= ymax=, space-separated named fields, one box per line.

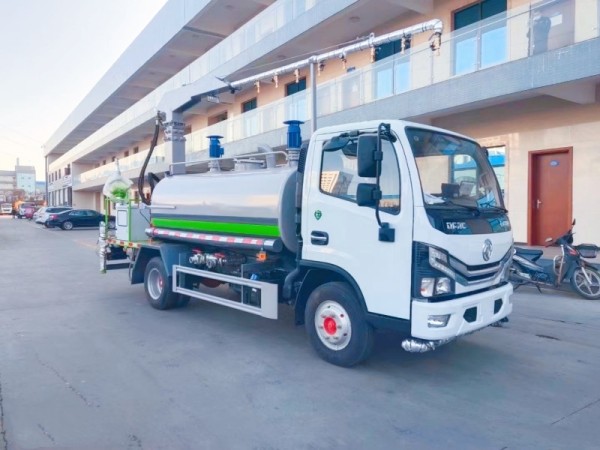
xmin=510 ymin=220 xmax=600 ymax=299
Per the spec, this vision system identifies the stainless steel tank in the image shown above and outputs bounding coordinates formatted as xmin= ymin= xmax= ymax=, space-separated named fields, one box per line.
xmin=150 ymin=167 xmax=297 ymax=252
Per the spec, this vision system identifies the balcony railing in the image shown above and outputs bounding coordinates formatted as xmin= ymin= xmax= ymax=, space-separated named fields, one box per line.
xmin=76 ymin=0 xmax=599 ymax=184
xmin=53 ymin=0 xmax=323 ymax=170
xmin=77 ymin=144 xmax=166 ymax=184
xmin=181 ymin=0 xmax=598 ymax=155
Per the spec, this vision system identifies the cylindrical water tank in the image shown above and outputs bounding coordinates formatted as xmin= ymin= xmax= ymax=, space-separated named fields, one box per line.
xmin=150 ymin=167 xmax=297 ymax=252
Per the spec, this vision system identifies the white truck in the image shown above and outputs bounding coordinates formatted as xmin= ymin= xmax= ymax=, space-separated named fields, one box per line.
xmin=1 ymin=203 xmax=12 ymax=215
xmin=100 ymin=119 xmax=513 ymax=366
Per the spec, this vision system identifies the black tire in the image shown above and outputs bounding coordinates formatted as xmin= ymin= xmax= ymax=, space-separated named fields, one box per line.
xmin=305 ymin=282 xmax=374 ymax=367
xmin=176 ymin=295 xmax=191 ymax=308
xmin=143 ymin=257 xmax=179 ymax=310
xmin=61 ymin=221 xmax=74 ymax=230
xmin=570 ymin=266 xmax=600 ymax=299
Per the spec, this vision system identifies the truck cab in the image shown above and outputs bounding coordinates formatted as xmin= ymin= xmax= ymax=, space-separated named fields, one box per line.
xmin=301 ymin=120 xmax=512 ymax=351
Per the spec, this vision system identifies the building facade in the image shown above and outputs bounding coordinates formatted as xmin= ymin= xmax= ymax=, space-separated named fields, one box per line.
xmin=0 ymin=163 xmax=37 ymax=202
xmin=44 ymin=0 xmax=600 ymax=244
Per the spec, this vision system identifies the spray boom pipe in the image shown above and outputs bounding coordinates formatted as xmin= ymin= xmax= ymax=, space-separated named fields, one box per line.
xmin=223 ymin=19 xmax=442 ymax=91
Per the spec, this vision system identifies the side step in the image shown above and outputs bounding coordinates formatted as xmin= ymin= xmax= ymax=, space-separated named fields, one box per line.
xmin=172 ymin=265 xmax=278 ymax=319
xmin=106 ymin=262 xmax=130 ymax=271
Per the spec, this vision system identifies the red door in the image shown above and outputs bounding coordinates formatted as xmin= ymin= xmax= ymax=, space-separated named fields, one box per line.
xmin=529 ymin=149 xmax=572 ymax=245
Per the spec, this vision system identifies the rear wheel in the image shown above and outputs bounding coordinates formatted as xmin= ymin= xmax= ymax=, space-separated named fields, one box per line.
xmin=61 ymin=221 xmax=73 ymax=230
xmin=305 ymin=282 xmax=374 ymax=367
xmin=144 ymin=257 xmax=179 ymax=310
xmin=570 ymin=266 xmax=600 ymax=299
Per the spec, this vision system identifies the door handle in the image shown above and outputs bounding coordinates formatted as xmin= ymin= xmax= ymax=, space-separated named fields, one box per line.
xmin=536 ymin=199 xmax=542 ymax=209
xmin=311 ymin=231 xmax=329 ymax=246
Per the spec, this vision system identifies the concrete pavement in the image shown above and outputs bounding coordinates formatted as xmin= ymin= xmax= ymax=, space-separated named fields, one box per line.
xmin=0 ymin=216 xmax=599 ymax=449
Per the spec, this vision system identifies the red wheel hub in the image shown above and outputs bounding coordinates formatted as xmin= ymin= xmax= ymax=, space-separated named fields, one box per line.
xmin=323 ymin=317 xmax=337 ymax=335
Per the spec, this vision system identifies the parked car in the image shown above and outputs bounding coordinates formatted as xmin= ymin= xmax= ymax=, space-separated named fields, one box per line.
xmin=17 ymin=203 xmax=35 ymax=218
xmin=37 ymin=206 xmax=72 ymax=225
xmin=23 ymin=206 xmax=37 ymax=220
xmin=46 ymin=209 xmax=114 ymax=230
xmin=1 ymin=203 xmax=12 ymax=215
xmin=32 ymin=206 xmax=46 ymax=222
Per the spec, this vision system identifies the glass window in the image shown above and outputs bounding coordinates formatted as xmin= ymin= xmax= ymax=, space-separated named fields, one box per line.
xmin=320 ymin=135 xmax=400 ymax=214
xmin=286 ymin=78 xmax=308 ymax=121
xmin=242 ymin=98 xmax=257 ymax=113
xmin=453 ymin=0 xmax=507 ymax=75
xmin=486 ymin=145 xmax=506 ymax=197
xmin=406 ymin=127 xmax=504 ymax=210
xmin=374 ymin=38 xmax=411 ymax=99
xmin=285 ymin=78 xmax=306 ymax=96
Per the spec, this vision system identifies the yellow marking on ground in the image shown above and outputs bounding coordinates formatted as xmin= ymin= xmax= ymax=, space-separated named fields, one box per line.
xmin=75 ymin=240 xmax=98 ymax=250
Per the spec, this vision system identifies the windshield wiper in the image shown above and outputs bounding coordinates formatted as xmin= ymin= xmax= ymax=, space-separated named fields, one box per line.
xmin=429 ymin=199 xmax=481 ymax=214
xmin=480 ymin=205 xmax=508 ymax=213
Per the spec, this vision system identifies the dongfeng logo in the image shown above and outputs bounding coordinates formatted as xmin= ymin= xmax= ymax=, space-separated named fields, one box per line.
xmin=482 ymin=239 xmax=493 ymax=262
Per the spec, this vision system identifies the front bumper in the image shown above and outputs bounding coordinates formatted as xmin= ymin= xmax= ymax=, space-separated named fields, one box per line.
xmin=411 ymin=283 xmax=513 ymax=340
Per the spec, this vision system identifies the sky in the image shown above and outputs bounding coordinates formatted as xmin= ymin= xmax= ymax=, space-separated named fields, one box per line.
xmin=0 ymin=0 xmax=168 ymax=180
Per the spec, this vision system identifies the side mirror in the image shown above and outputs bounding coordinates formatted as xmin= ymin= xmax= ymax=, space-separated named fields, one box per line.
xmin=356 ymin=183 xmax=380 ymax=207
xmin=357 ymin=135 xmax=379 ymax=178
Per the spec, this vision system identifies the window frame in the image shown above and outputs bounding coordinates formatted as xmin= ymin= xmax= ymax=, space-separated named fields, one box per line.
xmin=285 ymin=77 xmax=307 ymax=96
xmin=318 ymin=134 xmax=401 ymax=215
xmin=242 ymin=97 xmax=257 ymax=113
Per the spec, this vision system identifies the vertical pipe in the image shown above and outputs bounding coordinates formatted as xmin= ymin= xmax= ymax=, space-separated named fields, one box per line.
xmin=44 ymin=156 xmax=49 ymax=205
xmin=310 ymin=60 xmax=317 ymax=134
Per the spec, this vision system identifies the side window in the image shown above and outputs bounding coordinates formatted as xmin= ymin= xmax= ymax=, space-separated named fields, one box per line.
xmin=319 ymin=137 xmax=401 ymax=214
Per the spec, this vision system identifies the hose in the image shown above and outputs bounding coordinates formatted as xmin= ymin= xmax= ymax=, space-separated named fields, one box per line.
xmin=138 ymin=113 xmax=163 ymax=205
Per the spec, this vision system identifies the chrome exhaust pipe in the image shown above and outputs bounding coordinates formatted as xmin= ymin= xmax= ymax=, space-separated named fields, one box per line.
xmin=401 ymin=338 xmax=453 ymax=353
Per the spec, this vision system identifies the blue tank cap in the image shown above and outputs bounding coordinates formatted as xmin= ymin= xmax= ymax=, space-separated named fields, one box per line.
xmin=283 ymin=120 xmax=304 ymax=150
xmin=207 ymin=135 xmax=224 ymax=158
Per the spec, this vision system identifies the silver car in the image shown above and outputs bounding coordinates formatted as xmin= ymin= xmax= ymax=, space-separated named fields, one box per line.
xmin=37 ymin=206 xmax=72 ymax=225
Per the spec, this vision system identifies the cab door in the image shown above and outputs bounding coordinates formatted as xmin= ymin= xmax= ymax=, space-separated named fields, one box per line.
xmin=302 ymin=130 xmax=414 ymax=320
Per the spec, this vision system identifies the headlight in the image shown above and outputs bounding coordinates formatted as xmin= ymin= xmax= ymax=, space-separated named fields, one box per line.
xmin=420 ymin=278 xmax=435 ymax=297
xmin=413 ymin=243 xmax=456 ymax=299
xmin=429 ymin=247 xmax=456 ymax=279
xmin=435 ymin=277 xmax=452 ymax=295
xmin=420 ymin=277 xmax=453 ymax=298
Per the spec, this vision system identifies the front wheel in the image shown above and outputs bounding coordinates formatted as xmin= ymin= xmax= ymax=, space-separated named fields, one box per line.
xmin=305 ymin=282 xmax=374 ymax=367
xmin=570 ymin=266 xmax=600 ymax=299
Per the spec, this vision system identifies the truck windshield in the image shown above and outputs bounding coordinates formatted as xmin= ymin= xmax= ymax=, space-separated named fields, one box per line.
xmin=406 ymin=127 xmax=504 ymax=211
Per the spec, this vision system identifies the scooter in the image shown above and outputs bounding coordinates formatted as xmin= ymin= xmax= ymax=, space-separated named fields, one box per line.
xmin=510 ymin=220 xmax=600 ymax=299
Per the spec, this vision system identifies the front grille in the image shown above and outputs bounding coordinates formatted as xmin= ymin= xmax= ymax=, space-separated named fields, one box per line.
xmin=449 ymin=249 xmax=511 ymax=285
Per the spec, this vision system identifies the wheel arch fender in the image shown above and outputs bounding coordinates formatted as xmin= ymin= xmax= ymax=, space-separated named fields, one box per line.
xmin=131 ymin=247 xmax=160 ymax=285
xmin=294 ymin=262 xmax=367 ymax=326
xmin=130 ymin=243 xmax=189 ymax=285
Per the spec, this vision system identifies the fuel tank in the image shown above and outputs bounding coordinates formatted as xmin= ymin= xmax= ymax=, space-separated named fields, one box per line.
xmin=150 ymin=167 xmax=297 ymax=252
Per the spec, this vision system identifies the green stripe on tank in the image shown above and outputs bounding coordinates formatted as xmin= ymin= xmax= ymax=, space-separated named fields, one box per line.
xmin=151 ymin=218 xmax=281 ymax=238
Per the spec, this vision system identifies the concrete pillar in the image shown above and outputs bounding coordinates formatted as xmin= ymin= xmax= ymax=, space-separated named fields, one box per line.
xmin=163 ymin=112 xmax=186 ymax=175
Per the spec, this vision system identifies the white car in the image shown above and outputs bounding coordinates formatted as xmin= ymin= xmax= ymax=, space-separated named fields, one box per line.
xmin=37 ymin=206 xmax=72 ymax=225
xmin=33 ymin=206 xmax=47 ymax=222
